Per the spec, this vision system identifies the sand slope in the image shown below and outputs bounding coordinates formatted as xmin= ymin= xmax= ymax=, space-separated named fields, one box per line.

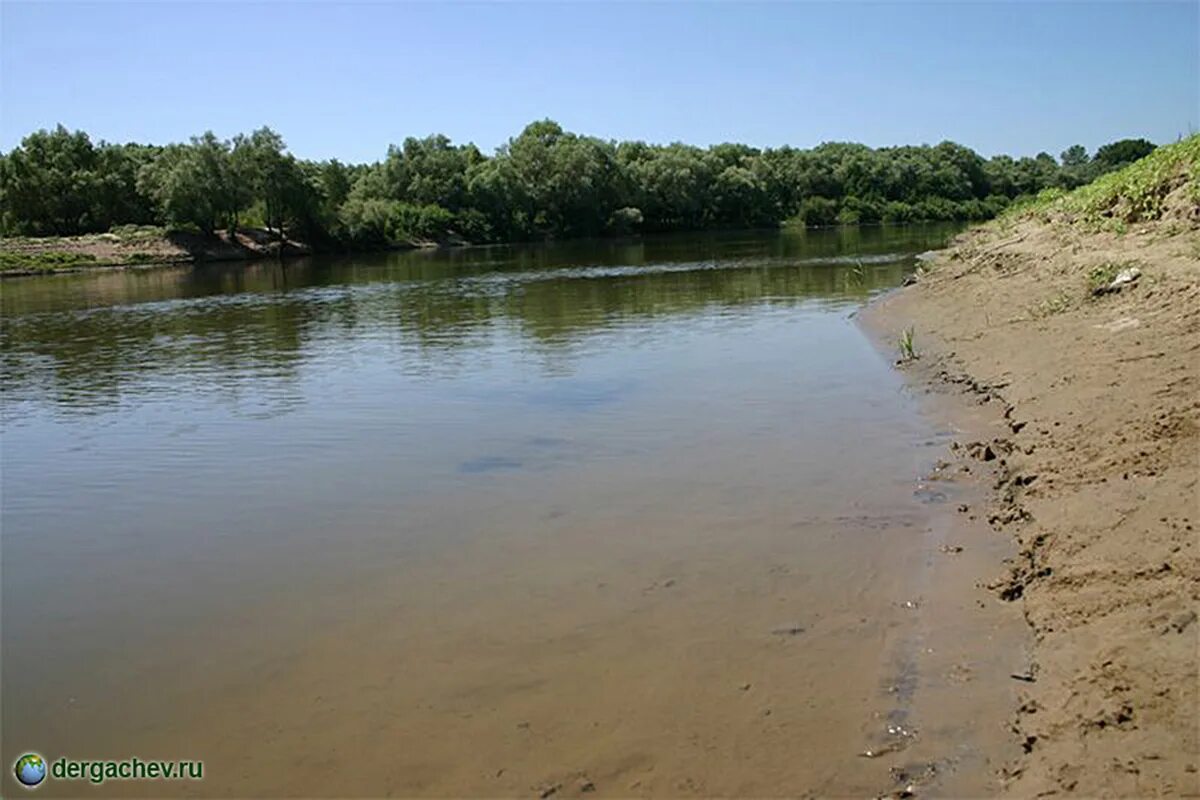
xmin=869 ymin=215 xmax=1199 ymax=795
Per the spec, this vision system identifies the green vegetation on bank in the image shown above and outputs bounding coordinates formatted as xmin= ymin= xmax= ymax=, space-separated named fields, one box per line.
xmin=898 ymin=326 xmax=918 ymax=362
xmin=1002 ymin=134 xmax=1199 ymax=227
xmin=0 ymin=249 xmax=99 ymax=273
xmin=0 ymin=121 xmax=1161 ymax=247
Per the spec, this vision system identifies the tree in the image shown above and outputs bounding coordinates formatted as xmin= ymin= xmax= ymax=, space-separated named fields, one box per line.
xmin=233 ymin=127 xmax=313 ymax=242
xmin=319 ymin=159 xmax=353 ymax=211
xmin=1094 ymin=138 xmax=1156 ymax=170
xmin=385 ymin=134 xmax=481 ymax=210
xmin=93 ymin=143 xmax=160 ymax=229
xmin=1060 ymin=145 xmax=1089 ymax=167
xmin=623 ymin=143 xmax=714 ymax=231
xmin=2 ymin=120 xmax=1172 ymax=243
xmin=138 ymin=132 xmax=247 ymax=235
xmin=1 ymin=126 xmax=100 ymax=235
xmin=711 ymin=165 xmax=770 ymax=227
xmin=465 ymin=156 xmax=531 ymax=241
xmin=1057 ymin=145 xmax=1093 ymax=188
xmin=797 ymin=196 xmax=839 ymax=226
xmin=503 ymin=120 xmax=623 ymax=237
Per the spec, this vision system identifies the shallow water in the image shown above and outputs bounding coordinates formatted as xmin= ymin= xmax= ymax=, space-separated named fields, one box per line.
xmin=2 ymin=224 xmax=1016 ymax=796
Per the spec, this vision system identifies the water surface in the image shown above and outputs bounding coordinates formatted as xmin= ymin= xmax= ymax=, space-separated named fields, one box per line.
xmin=2 ymin=225 xmax=1007 ymax=796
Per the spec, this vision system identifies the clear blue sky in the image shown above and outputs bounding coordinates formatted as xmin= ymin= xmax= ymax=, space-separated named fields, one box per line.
xmin=2 ymin=2 xmax=1196 ymax=163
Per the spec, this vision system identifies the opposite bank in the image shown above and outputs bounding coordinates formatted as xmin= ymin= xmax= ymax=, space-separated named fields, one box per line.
xmin=0 ymin=226 xmax=450 ymax=277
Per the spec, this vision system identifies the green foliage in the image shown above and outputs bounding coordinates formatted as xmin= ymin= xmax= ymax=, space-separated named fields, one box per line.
xmin=607 ymin=206 xmax=644 ymax=235
xmin=981 ymin=194 xmax=1012 ymax=217
xmin=882 ymin=201 xmax=917 ymax=223
xmin=836 ymin=205 xmax=861 ymax=225
xmin=898 ymin=327 xmax=918 ymax=361
xmin=390 ymin=203 xmax=455 ymax=242
xmin=1086 ymin=262 xmax=1135 ymax=293
xmin=233 ymin=127 xmax=297 ymax=235
xmin=338 ymin=197 xmax=456 ymax=244
xmin=913 ymin=196 xmax=962 ymax=221
xmin=1030 ymin=291 xmax=1073 ymax=318
xmin=1067 ymin=136 xmax=1198 ymax=223
xmin=1094 ymin=138 xmax=1156 ymax=170
xmin=796 ymin=196 xmax=839 ymax=226
xmin=108 ymin=224 xmax=168 ymax=243
xmin=1005 ymin=135 xmax=1199 ymax=226
xmin=1060 ymin=145 xmax=1089 ymax=167
xmin=0 ymin=126 xmax=157 ymax=235
xmin=136 ymin=133 xmax=245 ymax=234
xmin=452 ymin=208 xmax=495 ymax=243
xmin=0 ymin=122 xmax=1173 ymax=247
xmin=1056 ymin=144 xmax=1095 ymax=189
xmin=1002 ymin=187 xmax=1069 ymax=220
xmin=0 ymin=249 xmax=99 ymax=272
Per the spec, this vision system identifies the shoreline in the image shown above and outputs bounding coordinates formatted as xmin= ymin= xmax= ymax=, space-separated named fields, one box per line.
xmin=862 ymin=214 xmax=1199 ymax=795
xmin=0 ymin=222 xmax=969 ymax=279
xmin=857 ymin=290 xmax=1032 ymax=796
xmin=0 ymin=228 xmax=432 ymax=278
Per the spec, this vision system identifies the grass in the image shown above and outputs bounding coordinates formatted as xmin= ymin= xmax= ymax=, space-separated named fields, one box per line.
xmin=898 ymin=326 xmax=918 ymax=361
xmin=1002 ymin=134 xmax=1200 ymax=227
xmin=2 ymin=225 xmax=168 ymax=247
xmin=0 ymin=250 xmax=99 ymax=272
xmin=107 ymin=224 xmax=168 ymax=243
xmin=847 ymin=258 xmax=867 ymax=287
xmin=1003 ymin=187 xmax=1069 ymax=222
xmin=1031 ymin=291 xmax=1073 ymax=318
xmin=1086 ymin=261 xmax=1139 ymax=294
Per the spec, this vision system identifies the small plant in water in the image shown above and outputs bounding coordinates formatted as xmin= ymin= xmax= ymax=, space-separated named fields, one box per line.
xmin=848 ymin=259 xmax=866 ymax=286
xmin=898 ymin=327 xmax=918 ymax=362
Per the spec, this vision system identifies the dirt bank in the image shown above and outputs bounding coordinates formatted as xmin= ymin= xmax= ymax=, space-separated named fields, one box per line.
xmin=866 ymin=211 xmax=1199 ymax=795
xmin=0 ymin=226 xmax=474 ymax=277
xmin=0 ymin=226 xmax=319 ymax=276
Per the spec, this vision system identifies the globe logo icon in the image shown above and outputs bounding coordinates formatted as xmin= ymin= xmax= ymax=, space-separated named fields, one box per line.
xmin=14 ymin=753 xmax=46 ymax=788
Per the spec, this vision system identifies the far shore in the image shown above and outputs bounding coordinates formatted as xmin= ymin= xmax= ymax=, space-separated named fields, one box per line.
xmin=0 ymin=226 xmax=438 ymax=278
xmin=0 ymin=221 xmax=970 ymax=279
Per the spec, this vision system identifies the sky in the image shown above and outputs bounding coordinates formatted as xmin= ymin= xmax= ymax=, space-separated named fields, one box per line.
xmin=1 ymin=1 xmax=1197 ymax=163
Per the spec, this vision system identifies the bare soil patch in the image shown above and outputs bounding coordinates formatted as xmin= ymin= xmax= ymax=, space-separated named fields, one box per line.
xmin=0 ymin=227 xmax=312 ymax=276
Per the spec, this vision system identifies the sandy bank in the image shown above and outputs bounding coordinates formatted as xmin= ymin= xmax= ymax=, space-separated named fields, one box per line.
xmin=866 ymin=212 xmax=1199 ymax=795
xmin=0 ymin=228 xmax=457 ymax=277
xmin=0 ymin=227 xmax=321 ymax=276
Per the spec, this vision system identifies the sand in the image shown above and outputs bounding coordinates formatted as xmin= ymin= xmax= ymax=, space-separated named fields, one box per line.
xmin=865 ymin=214 xmax=1199 ymax=796
xmin=0 ymin=227 xmax=313 ymax=274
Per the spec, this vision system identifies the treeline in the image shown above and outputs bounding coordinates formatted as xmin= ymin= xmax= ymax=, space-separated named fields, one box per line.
xmin=0 ymin=121 xmax=1156 ymax=245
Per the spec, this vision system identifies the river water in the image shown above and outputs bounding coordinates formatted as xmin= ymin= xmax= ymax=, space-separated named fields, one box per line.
xmin=2 ymin=224 xmax=1021 ymax=796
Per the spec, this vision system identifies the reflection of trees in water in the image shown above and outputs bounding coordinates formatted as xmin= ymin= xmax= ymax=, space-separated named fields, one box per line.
xmin=1 ymin=225 xmax=961 ymax=414
xmin=498 ymin=260 xmax=903 ymax=343
xmin=1 ymin=288 xmax=312 ymax=415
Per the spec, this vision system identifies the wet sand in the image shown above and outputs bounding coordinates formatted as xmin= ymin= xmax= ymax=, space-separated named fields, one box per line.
xmin=866 ymin=215 xmax=1200 ymax=795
